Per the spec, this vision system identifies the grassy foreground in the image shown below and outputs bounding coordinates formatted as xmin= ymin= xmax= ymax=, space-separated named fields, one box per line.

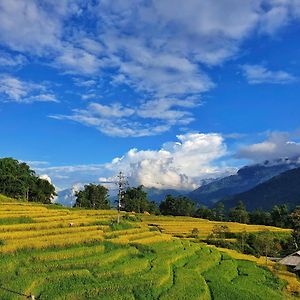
xmin=0 ymin=195 xmax=298 ymax=299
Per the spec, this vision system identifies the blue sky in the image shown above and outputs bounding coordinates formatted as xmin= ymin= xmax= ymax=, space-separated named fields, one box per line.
xmin=1 ymin=0 xmax=300 ymax=191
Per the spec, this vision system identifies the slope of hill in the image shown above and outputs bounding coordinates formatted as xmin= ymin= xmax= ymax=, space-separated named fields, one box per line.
xmin=221 ymin=167 xmax=300 ymax=211
xmin=0 ymin=195 xmax=297 ymax=299
xmin=189 ymin=158 xmax=300 ymax=206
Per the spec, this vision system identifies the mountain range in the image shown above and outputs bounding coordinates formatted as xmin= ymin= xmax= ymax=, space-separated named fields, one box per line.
xmin=188 ymin=158 xmax=300 ymax=207
xmin=220 ymin=166 xmax=300 ymax=211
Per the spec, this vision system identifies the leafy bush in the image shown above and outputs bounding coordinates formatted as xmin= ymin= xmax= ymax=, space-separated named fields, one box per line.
xmin=109 ymin=221 xmax=135 ymax=231
xmin=122 ymin=214 xmax=141 ymax=222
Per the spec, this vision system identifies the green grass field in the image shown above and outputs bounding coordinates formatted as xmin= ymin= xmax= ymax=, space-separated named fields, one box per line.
xmin=0 ymin=195 xmax=298 ymax=299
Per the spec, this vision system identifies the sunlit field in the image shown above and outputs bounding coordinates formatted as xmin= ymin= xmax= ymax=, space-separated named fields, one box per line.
xmin=0 ymin=195 xmax=298 ymax=299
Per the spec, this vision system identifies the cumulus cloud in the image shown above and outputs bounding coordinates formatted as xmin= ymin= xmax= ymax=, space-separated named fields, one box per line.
xmin=106 ymin=133 xmax=228 ymax=190
xmin=236 ymin=132 xmax=300 ymax=162
xmin=35 ymin=132 xmax=231 ymax=190
xmin=241 ymin=64 xmax=296 ymax=84
xmin=0 ymin=75 xmax=58 ymax=103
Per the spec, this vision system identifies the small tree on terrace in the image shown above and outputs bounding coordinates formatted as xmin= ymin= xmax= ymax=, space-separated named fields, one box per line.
xmin=211 ymin=224 xmax=230 ymax=239
xmin=74 ymin=184 xmax=110 ymax=209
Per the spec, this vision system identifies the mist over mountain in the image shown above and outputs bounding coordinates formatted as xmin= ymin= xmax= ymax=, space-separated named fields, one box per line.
xmin=188 ymin=157 xmax=300 ymax=207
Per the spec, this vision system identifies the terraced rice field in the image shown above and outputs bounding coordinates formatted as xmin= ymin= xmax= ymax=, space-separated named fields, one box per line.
xmin=142 ymin=215 xmax=291 ymax=238
xmin=0 ymin=195 xmax=298 ymax=299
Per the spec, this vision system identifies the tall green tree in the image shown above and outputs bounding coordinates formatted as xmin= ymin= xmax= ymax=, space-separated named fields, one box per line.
xmin=249 ymin=209 xmax=272 ymax=225
xmin=290 ymin=206 xmax=300 ymax=249
xmin=124 ymin=186 xmax=159 ymax=214
xmin=160 ymin=195 xmax=195 ymax=216
xmin=228 ymin=201 xmax=249 ymax=224
xmin=194 ymin=205 xmax=214 ymax=220
xmin=0 ymin=157 xmax=56 ymax=203
xmin=271 ymin=204 xmax=289 ymax=228
xmin=213 ymin=202 xmax=225 ymax=221
xmin=74 ymin=184 xmax=110 ymax=209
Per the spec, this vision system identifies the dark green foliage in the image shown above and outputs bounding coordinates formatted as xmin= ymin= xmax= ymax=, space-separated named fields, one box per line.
xmin=29 ymin=177 xmax=56 ymax=204
xmin=124 ymin=186 xmax=148 ymax=212
xmin=123 ymin=186 xmax=160 ymax=214
xmin=249 ymin=208 xmax=272 ymax=225
xmin=0 ymin=240 xmax=4 ymax=246
xmin=159 ymin=195 xmax=195 ymax=216
xmin=289 ymin=206 xmax=300 ymax=250
xmin=0 ymin=157 xmax=56 ymax=203
xmin=74 ymin=184 xmax=110 ymax=209
xmin=271 ymin=205 xmax=290 ymax=228
xmin=228 ymin=201 xmax=249 ymax=223
xmin=194 ymin=205 xmax=214 ymax=219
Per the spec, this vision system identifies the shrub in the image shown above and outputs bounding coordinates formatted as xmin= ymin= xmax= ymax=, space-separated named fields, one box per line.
xmin=109 ymin=221 xmax=134 ymax=231
xmin=122 ymin=214 xmax=141 ymax=222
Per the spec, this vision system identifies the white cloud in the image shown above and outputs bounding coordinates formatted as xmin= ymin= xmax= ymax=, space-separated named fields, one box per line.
xmin=50 ymin=98 xmax=198 ymax=137
xmin=34 ymin=132 xmax=231 ymax=190
xmin=241 ymin=64 xmax=296 ymax=84
xmin=236 ymin=131 xmax=300 ymax=162
xmin=54 ymin=45 xmax=104 ymax=75
xmin=0 ymin=51 xmax=27 ymax=67
xmin=0 ymin=75 xmax=58 ymax=103
xmin=73 ymin=78 xmax=97 ymax=87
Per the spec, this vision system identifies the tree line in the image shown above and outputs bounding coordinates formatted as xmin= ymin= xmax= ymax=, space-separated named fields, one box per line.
xmin=0 ymin=158 xmax=56 ymax=203
xmin=74 ymin=183 xmax=295 ymax=230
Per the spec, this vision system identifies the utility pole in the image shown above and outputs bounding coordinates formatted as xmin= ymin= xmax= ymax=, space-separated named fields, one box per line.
xmin=116 ymin=171 xmax=127 ymax=224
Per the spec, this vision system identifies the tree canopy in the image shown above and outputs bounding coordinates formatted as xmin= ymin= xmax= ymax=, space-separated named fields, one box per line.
xmin=74 ymin=184 xmax=110 ymax=209
xmin=124 ymin=186 xmax=160 ymax=214
xmin=159 ymin=195 xmax=195 ymax=216
xmin=0 ymin=157 xmax=56 ymax=203
xmin=228 ymin=201 xmax=249 ymax=224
